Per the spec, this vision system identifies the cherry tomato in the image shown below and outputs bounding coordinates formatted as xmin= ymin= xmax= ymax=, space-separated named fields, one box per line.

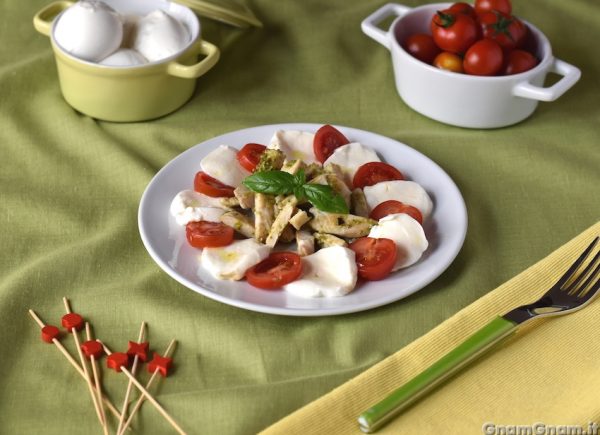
xmin=503 ymin=49 xmax=537 ymax=75
xmin=369 ymin=200 xmax=423 ymax=225
xmin=237 ymin=143 xmax=266 ymax=172
xmin=186 ymin=221 xmax=234 ymax=248
xmin=433 ymin=52 xmax=464 ymax=73
xmin=404 ymin=33 xmax=440 ymax=64
xmin=463 ymin=39 xmax=504 ymax=76
xmin=352 ymin=162 xmax=405 ymax=189
xmin=194 ymin=171 xmax=235 ymax=198
xmin=448 ymin=2 xmax=477 ymax=19
xmin=479 ymin=11 xmax=527 ymax=50
xmin=313 ymin=124 xmax=350 ymax=163
xmin=430 ymin=10 xmax=479 ymax=55
xmin=349 ymin=237 xmax=398 ymax=281
xmin=246 ymin=252 xmax=303 ymax=289
xmin=475 ymin=0 xmax=512 ymax=16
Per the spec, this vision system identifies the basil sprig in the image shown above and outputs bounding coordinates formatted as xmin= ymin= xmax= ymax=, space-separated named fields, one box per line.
xmin=243 ymin=170 xmax=349 ymax=214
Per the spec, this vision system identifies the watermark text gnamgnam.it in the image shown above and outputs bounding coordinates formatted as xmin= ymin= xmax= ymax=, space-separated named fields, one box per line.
xmin=482 ymin=422 xmax=599 ymax=435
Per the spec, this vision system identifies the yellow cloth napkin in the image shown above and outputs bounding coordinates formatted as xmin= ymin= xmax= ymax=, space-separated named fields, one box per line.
xmin=262 ymin=222 xmax=600 ymax=434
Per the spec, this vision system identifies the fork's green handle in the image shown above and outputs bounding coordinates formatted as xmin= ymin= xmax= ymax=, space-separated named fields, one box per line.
xmin=358 ymin=316 xmax=518 ymax=433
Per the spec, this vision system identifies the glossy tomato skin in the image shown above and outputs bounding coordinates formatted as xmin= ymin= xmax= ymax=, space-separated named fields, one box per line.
xmin=433 ymin=52 xmax=464 ymax=73
xmin=448 ymin=2 xmax=477 ymax=19
xmin=237 ymin=143 xmax=266 ymax=172
xmin=404 ymin=33 xmax=440 ymax=64
xmin=313 ymin=125 xmax=350 ymax=163
xmin=369 ymin=200 xmax=423 ymax=225
xmin=245 ymin=252 xmax=303 ymax=289
xmin=474 ymin=0 xmax=512 ymax=16
xmin=353 ymin=162 xmax=405 ymax=189
xmin=503 ymin=49 xmax=537 ymax=75
xmin=194 ymin=171 xmax=235 ymax=197
xmin=186 ymin=221 xmax=234 ymax=248
xmin=479 ymin=11 xmax=527 ymax=50
xmin=463 ymin=39 xmax=504 ymax=76
xmin=349 ymin=237 xmax=398 ymax=281
xmin=430 ymin=10 xmax=479 ymax=55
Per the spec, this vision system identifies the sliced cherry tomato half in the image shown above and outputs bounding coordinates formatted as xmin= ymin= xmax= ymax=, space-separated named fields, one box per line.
xmin=194 ymin=171 xmax=235 ymax=198
xmin=369 ymin=200 xmax=423 ymax=225
xmin=186 ymin=221 xmax=234 ymax=248
xmin=237 ymin=143 xmax=266 ymax=172
xmin=353 ymin=162 xmax=405 ymax=189
xmin=349 ymin=237 xmax=398 ymax=281
xmin=313 ymin=125 xmax=350 ymax=163
xmin=246 ymin=252 xmax=303 ymax=290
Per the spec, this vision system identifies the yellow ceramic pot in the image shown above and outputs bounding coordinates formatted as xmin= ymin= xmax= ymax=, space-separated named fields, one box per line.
xmin=33 ymin=0 xmax=220 ymax=122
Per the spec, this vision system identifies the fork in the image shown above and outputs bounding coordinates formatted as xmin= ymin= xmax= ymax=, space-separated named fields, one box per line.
xmin=358 ymin=236 xmax=600 ymax=433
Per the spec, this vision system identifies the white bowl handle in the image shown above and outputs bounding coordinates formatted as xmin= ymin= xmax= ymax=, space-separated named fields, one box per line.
xmin=512 ymin=58 xmax=581 ymax=102
xmin=361 ymin=3 xmax=412 ymax=50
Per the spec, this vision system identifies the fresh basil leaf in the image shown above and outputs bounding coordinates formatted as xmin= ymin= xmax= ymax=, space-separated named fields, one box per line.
xmin=294 ymin=169 xmax=306 ymax=186
xmin=293 ymin=186 xmax=306 ymax=201
xmin=243 ymin=171 xmax=296 ymax=195
xmin=301 ymin=184 xmax=349 ymax=214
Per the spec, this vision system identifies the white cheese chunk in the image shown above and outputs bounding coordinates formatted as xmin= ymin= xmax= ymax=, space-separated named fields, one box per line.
xmin=200 ymin=239 xmax=271 ymax=281
xmin=323 ymin=142 xmax=381 ymax=186
xmin=284 ymin=246 xmax=357 ymax=298
xmin=200 ymin=145 xmax=250 ymax=188
xmin=268 ymin=130 xmax=318 ymax=164
xmin=170 ymin=190 xmax=226 ymax=226
xmin=363 ymin=180 xmax=433 ymax=219
xmin=368 ymin=213 xmax=428 ymax=271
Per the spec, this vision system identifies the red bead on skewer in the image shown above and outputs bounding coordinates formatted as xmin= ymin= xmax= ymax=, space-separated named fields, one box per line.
xmin=62 ymin=312 xmax=84 ymax=332
xmin=81 ymin=340 xmax=104 ymax=360
xmin=127 ymin=341 xmax=149 ymax=362
xmin=41 ymin=325 xmax=60 ymax=343
xmin=107 ymin=352 xmax=129 ymax=372
xmin=147 ymin=353 xmax=172 ymax=377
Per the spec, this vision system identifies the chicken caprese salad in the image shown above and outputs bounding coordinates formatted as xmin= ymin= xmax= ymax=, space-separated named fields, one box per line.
xmin=170 ymin=125 xmax=432 ymax=298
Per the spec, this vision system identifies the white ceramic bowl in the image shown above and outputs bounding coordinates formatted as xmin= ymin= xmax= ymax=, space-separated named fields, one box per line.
xmin=361 ymin=3 xmax=581 ymax=129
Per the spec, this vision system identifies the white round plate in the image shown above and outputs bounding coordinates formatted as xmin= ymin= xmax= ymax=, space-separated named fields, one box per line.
xmin=138 ymin=124 xmax=467 ymax=316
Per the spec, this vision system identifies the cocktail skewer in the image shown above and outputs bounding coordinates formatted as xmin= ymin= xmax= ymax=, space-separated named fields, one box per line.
xmin=84 ymin=322 xmax=108 ymax=435
xmin=102 ymin=342 xmax=187 ymax=435
xmin=118 ymin=339 xmax=177 ymax=435
xmin=61 ymin=297 xmax=104 ymax=426
xmin=27 ymin=309 xmax=128 ymax=426
xmin=116 ymin=322 xmax=147 ymax=435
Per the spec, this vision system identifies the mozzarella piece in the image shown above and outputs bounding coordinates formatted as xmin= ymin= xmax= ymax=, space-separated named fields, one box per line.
xmin=268 ymin=130 xmax=318 ymax=164
xmin=323 ymin=142 xmax=381 ymax=186
xmin=170 ymin=190 xmax=226 ymax=225
xmin=368 ymin=213 xmax=428 ymax=271
xmin=200 ymin=239 xmax=271 ymax=281
xmin=284 ymin=246 xmax=357 ymax=298
xmin=363 ymin=180 xmax=433 ymax=219
xmin=200 ymin=145 xmax=250 ymax=188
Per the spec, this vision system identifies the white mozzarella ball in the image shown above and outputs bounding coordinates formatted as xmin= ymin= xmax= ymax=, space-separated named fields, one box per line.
xmin=323 ymin=142 xmax=380 ymax=186
xmin=200 ymin=145 xmax=250 ymax=188
xmin=268 ymin=130 xmax=318 ymax=164
xmin=200 ymin=239 xmax=271 ymax=281
xmin=368 ymin=213 xmax=428 ymax=271
xmin=363 ymin=180 xmax=433 ymax=220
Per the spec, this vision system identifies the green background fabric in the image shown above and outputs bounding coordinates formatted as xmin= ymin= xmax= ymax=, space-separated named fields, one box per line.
xmin=0 ymin=0 xmax=598 ymax=433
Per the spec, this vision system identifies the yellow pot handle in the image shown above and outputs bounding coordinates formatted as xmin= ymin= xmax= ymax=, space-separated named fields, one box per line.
xmin=167 ymin=39 xmax=220 ymax=79
xmin=33 ymin=0 xmax=74 ymax=37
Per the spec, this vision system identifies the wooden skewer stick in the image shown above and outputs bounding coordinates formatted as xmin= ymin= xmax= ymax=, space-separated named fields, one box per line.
xmin=27 ymin=309 xmax=130 ymax=428
xmin=62 ymin=297 xmax=105 ymax=427
xmin=116 ymin=322 xmax=147 ymax=435
xmin=101 ymin=342 xmax=187 ymax=435
xmin=85 ymin=323 xmax=109 ymax=435
xmin=118 ymin=339 xmax=177 ymax=435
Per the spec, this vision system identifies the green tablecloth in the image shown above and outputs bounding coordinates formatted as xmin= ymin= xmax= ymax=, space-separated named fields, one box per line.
xmin=1 ymin=0 xmax=598 ymax=433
